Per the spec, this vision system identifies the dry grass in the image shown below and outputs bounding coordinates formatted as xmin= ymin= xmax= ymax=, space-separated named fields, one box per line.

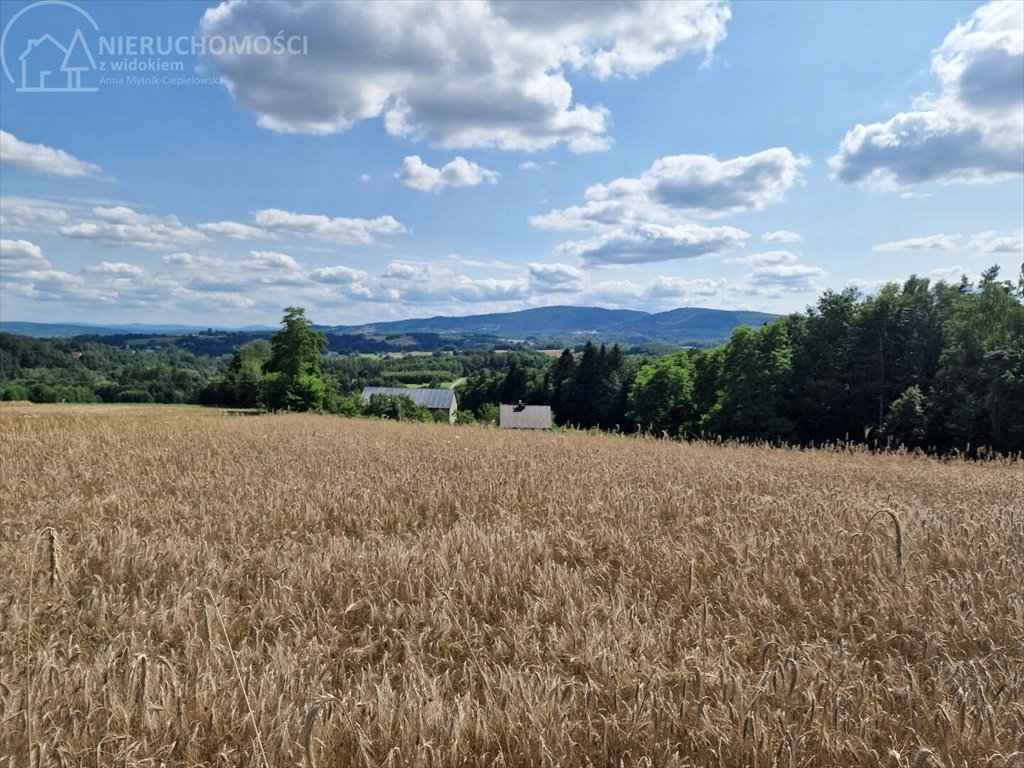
xmin=1 ymin=406 xmax=1022 ymax=767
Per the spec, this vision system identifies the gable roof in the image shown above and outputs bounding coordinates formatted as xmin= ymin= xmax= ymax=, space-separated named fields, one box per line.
xmin=20 ymin=34 xmax=68 ymax=60
xmin=500 ymin=403 xmax=552 ymax=429
xmin=361 ymin=386 xmax=456 ymax=410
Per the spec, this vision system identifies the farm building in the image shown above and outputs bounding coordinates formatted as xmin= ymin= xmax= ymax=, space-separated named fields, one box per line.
xmin=361 ymin=386 xmax=458 ymax=423
xmin=500 ymin=402 xmax=552 ymax=430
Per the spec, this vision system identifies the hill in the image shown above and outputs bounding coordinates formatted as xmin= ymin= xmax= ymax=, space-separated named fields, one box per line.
xmin=327 ymin=305 xmax=777 ymax=345
xmin=3 ymin=306 xmax=776 ymax=347
xmin=0 ymin=321 xmax=273 ymax=338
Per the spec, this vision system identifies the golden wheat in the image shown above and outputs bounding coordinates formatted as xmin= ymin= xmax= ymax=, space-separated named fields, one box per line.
xmin=1 ymin=405 xmax=1022 ymax=767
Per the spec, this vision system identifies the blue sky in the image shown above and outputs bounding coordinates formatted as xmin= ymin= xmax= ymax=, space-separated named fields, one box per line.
xmin=1 ymin=0 xmax=1021 ymax=326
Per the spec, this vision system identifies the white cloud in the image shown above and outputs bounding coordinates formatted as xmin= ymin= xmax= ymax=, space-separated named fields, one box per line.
xmin=445 ymin=253 xmax=516 ymax=270
xmin=845 ymin=277 xmax=891 ymax=294
xmin=0 ymin=130 xmax=102 ymax=177
xmin=199 ymin=0 xmax=728 ymax=152
xmin=899 ymin=191 xmax=933 ymax=200
xmin=872 ymin=234 xmax=962 ymax=252
xmin=645 ymin=276 xmax=726 ymax=299
xmin=532 ymin=148 xmax=808 ymax=266
xmin=198 ymin=220 xmax=269 ymax=239
xmin=519 ymin=161 xmax=541 ymax=171
xmin=58 ymin=206 xmax=209 ymax=250
xmin=0 ymin=238 xmax=48 ymax=268
xmin=359 ymin=173 xmax=371 ymax=183
xmin=527 ymin=262 xmax=585 ymax=292
xmin=762 ymin=229 xmax=802 ymax=243
xmin=727 ymin=250 xmax=799 ymax=266
xmin=396 ymin=155 xmax=499 ymax=192
xmin=376 ymin=261 xmax=531 ymax=303
xmin=0 ymin=196 xmax=72 ymax=231
xmin=245 ymin=250 xmax=302 ymax=271
xmin=251 ymin=208 xmax=407 ymax=245
xmin=82 ymin=261 xmax=145 ymax=277
xmin=535 ymin=149 xmax=808 ymax=229
xmin=162 ymin=252 xmax=216 ymax=267
xmin=555 ymin=222 xmax=749 ymax=266
xmin=743 ymin=263 xmax=826 ymax=295
xmin=968 ymin=229 xmax=1024 ymax=254
xmin=831 ymin=1 xmax=1023 ymax=187
xmin=309 ymin=265 xmax=368 ymax=284
xmin=931 ymin=265 xmax=965 ymax=279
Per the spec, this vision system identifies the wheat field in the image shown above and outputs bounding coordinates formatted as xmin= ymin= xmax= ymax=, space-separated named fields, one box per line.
xmin=1 ymin=405 xmax=1022 ymax=767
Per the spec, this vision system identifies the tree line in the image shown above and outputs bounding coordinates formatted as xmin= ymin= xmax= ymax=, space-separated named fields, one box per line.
xmin=3 ymin=267 xmax=1021 ymax=454
xmin=455 ymin=267 xmax=1023 ymax=454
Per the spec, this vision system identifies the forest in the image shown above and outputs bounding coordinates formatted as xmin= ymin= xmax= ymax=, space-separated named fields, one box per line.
xmin=2 ymin=267 xmax=1022 ymax=454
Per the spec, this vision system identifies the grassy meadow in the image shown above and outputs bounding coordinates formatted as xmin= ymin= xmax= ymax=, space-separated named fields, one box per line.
xmin=1 ymin=405 xmax=1022 ymax=767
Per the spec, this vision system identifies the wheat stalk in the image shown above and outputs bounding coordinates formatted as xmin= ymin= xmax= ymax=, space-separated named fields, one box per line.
xmin=203 ymin=589 xmax=269 ymax=767
xmin=300 ymin=694 xmax=341 ymax=768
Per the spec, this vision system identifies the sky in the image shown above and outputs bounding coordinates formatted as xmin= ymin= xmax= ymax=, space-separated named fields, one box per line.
xmin=0 ymin=0 xmax=1022 ymax=327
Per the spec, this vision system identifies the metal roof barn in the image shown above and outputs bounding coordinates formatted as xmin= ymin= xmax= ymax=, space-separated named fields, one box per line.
xmin=361 ymin=387 xmax=457 ymax=411
xmin=500 ymin=403 xmax=553 ymax=430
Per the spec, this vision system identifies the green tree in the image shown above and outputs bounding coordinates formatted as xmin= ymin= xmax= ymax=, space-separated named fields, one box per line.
xmin=224 ymin=339 xmax=271 ymax=407
xmin=932 ymin=268 xmax=1024 ymax=451
xmin=263 ymin=307 xmax=330 ymax=411
xmin=548 ymin=349 xmax=576 ymax=423
xmin=628 ymin=353 xmax=695 ymax=435
xmin=478 ymin=402 xmax=499 ymax=425
xmin=363 ymin=394 xmax=431 ymax=422
xmin=882 ymin=385 xmax=929 ymax=447
xmin=710 ymin=323 xmax=795 ymax=441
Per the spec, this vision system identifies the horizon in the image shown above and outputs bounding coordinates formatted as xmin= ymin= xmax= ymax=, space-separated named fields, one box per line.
xmin=1 ymin=0 xmax=1022 ymax=326
xmin=0 ymin=302 xmax=782 ymax=333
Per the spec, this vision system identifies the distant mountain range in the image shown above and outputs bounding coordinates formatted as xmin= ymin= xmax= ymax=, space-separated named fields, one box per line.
xmin=0 ymin=321 xmax=274 ymax=338
xmin=2 ymin=306 xmax=778 ymax=346
xmin=325 ymin=306 xmax=778 ymax=345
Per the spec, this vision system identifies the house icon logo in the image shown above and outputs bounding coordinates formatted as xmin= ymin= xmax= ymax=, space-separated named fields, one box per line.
xmin=1 ymin=0 xmax=100 ymax=93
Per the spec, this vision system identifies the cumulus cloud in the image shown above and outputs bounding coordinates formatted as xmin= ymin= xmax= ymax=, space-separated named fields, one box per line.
xmin=309 ymin=265 xmax=368 ymax=284
xmin=0 ymin=130 xmax=102 ymax=177
xmin=446 ymin=253 xmax=517 ymax=270
xmin=762 ymin=229 xmax=802 ymax=243
xmin=830 ymin=1 xmax=1023 ymax=187
xmin=57 ymin=206 xmax=209 ymax=250
xmin=555 ymin=222 xmax=749 ymax=266
xmin=645 ymin=276 xmax=726 ymax=299
xmin=0 ymin=244 xmax=95 ymax=303
xmin=250 ymin=208 xmax=407 ymax=245
xmin=968 ymin=229 xmax=1023 ymax=254
xmin=376 ymin=261 xmax=531 ymax=303
xmin=532 ymin=148 xmax=809 ymax=266
xmin=245 ymin=250 xmax=302 ymax=271
xmin=743 ymin=263 xmax=826 ymax=295
xmin=527 ymin=262 xmax=585 ymax=292
xmin=397 ymin=155 xmax=499 ymax=192
xmin=727 ymin=250 xmax=799 ymax=266
xmin=162 ymin=252 xmax=214 ymax=267
xmin=931 ymin=265 xmax=966 ymax=279
xmin=535 ymin=148 xmax=808 ymax=229
xmin=872 ymin=234 xmax=962 ymax=252
xmin=197 ymin=220 xmax=269 ymax=239
xmin=82 ymin=261 xmax=145 ymax=277
xmin=0 ymin=196 xmax=73 ymax=231
xmin=199 ymin=0 xmax=729 ymax=152
xmin=3 ymin=268 xmax=87 ymax=292
xmin=0 ymin=238 xmax=49 ymax=268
